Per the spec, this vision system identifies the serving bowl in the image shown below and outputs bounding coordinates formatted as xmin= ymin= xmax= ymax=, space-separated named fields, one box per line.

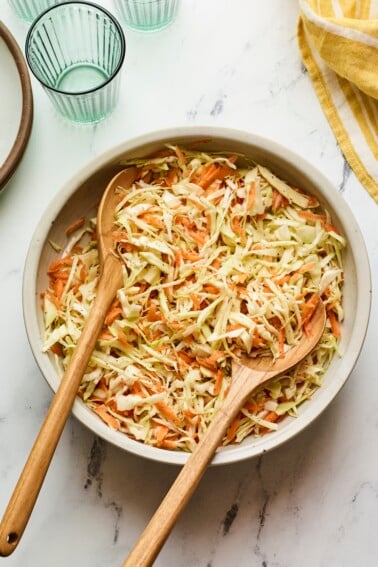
xmin=23 ymin=126 xmax=371 ymax=466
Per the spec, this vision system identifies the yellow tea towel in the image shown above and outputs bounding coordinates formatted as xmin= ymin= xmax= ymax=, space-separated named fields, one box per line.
xmin=298 ymin=0 xmax=378 ymax=202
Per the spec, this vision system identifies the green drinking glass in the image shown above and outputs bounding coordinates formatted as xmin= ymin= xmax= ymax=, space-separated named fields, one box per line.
xmin=25 ymin=1 xmax=126 ymax=124
xmin=8 ymin=0 xmax=65 ymax=23
xmin=113 ymin=0 xmax=179 ymax=32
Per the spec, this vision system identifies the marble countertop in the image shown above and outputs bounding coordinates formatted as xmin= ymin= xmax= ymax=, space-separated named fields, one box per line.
xmin=1 ymin=1 xmax=377 ymax=566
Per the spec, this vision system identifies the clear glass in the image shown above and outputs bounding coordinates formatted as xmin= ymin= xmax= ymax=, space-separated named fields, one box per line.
xmin=8 ymin=0 xmax=65 ymax=22
xmin=25 ymin=2 xmax=126 ymax=124
xmin=113 ymin=0 xmax=178 ymax=32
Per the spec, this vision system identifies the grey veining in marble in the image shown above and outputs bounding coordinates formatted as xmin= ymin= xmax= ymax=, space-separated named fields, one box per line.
xmin=0 ymin=1 xmax=377 ymax=566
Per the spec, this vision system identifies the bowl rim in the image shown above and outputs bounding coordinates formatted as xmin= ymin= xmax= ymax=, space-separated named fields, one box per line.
xmin=23 ymin=125 xmax=372 ymax=466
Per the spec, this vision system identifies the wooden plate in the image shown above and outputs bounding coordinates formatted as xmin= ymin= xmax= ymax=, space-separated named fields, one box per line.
xmin=0 ymin=21 xmax=33 ymax=191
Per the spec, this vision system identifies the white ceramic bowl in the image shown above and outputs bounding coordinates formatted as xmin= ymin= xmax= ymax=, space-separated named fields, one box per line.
xmin=23 ymin=127 xmax=371 ymax=466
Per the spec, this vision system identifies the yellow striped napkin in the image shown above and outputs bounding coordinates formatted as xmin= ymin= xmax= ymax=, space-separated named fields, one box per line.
xmin=298 ymin=0 xmax=378 ymax=202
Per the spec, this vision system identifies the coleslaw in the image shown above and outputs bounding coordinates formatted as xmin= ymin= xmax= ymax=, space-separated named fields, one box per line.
xmin=42 ymin=146 xmax=345 ymax=451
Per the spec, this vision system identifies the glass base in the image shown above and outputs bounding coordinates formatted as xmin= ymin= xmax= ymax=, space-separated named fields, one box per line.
xmin=124 ymin=18 xmax=175 ymax=32
xmin=8 ymin=0 xmax=63 ymax=23
xmin=56 ymin=64 xmax=108 ymax=93
xmin=54 ymin=106 xmax=116 ymax=125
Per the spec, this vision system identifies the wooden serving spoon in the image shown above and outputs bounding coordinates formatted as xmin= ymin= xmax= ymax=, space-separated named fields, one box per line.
xmin=0 ymin=167 xmax=137 ymax=556
xmin=123 ymin=302 xmax=326 ymax=567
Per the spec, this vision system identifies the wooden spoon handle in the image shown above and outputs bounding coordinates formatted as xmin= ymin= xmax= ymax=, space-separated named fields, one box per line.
xmin=123 ymin=367 xmax=260 ymax=567
xmin=0 ymin=255 xmax=122 ymax=557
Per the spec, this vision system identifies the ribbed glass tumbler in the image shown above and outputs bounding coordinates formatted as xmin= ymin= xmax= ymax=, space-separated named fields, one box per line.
xmin=113 ymin=0 xmax=178 ymax=32
xmin=8 ymin=0 xmax=65 ymax=22
xmin=25 ymin=2 xmax=126 ymax=124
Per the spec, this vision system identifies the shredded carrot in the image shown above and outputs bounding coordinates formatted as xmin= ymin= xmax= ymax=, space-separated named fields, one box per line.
xmin=302 ymin=293 xmax=320 ymax=326
xmin=174 ymin=248 xmax=182 ymax=266
xmin=322 ymin=286 xmax=331 ymax=298
xmin=271 ymin=189 xmax=283 ymax=212
xmin=66 ymin=216 xmax=85 ymax=236
xmin=190 ymin=293 xmax=201 ymax=310
xmin=295 ymin=292 xmax=307 ymax=301
xmin=188 ymin=229 xmax=207 ymax=245
xmin=203 ymin=284 xmax=221 ymax=294
xmin=197 ymin=350 xmax=224 ymax=369
xmin=324 ymin=222 xmax=340 ymax=234
xmin=180 ymin=351 xmax=196 ymax=364
xmin=214 ymin=370 xmax=223 ymax=396
xmin=298 ymin=211 xmax=327 ymax=223
xmin=93 ymin=405 xmax=120 ymax=430
xmin=71 ymin=245 xmax=83 ymax=254
xmin=117 ymin=329 xmax=132 ymax=349
xmin=105 ymin=307 xmax=123 ymax=326
xmin=183 ymin=408 xmax=195 ymax=419
xmin=80 ymin=265 xmax=88 ymax=282
xmin=245 ymin=399 xmax=266 ymax=413
xmin=273 ymin=273 xmax=291 ymax=285
xmin=51 ymin=271 xmax=69 ymax=282
xmin=131 ymin=381 xmax=145 ymax=396
xmin=161 ymin=439 xmax=179 ymax=449
xmin=147 ymin=302 xmax=163 ymax=322
xmin=252 ymin=331 xmax=266 ymax=348
xmin=231 ymin=216 xmax=245 ymax=237
xmin=226 ymin=323 xmax=244 ymax=332
xmin=181 ymin=250 xmax=202 ymax=262
xmin=205 ymin=210 xmax=212 ymax=231
xmin=53 ymin=279 xmax=65 ymax=299
xmin=212 ymin=258 xmax=221 ymax=269
xmin=47 ymin=256 xmax=72 ymax=274
xmin=165 ymin=168 xmax=178 ymax=187
xmin=307 ymin=195 xmax=319 ymax=208
xmin=169 ymin=321 xmax=184 ymax=331
xmin=207 ymin=351 xmax=225 ymax=364
xmin=226 ymin=414 xmax=242 ymax=442
xmin=104 ymin=298 xmax=122 ymax=325
xmin=264 ymin=412 xmax=279 ymax=424
xmin=174 ymin=215 xmax=194 ymax=228
xmin=327 ymin=308 xmax=340 ymax=337
xmin=297 ymin=262 xmax=315 ymax=274
xmin=46 ymin=291 xmax=60 ymax=310
xmin=105 ymin=399 xmax=118 ymax=412
xmin=247 ymin=181 xmax=256 ymax=210
xmin=155 ymin=401 xmax=181 ymax=426
xmin=98 ymin=330 xmax=114 ymax=341
xmin=278 ymin=328 xmax=285 ymax=358
xmin=255 ymin=213 xmax=266 ymax=221
xmin=140 ymin=213 xmax=164 ymax=228
xmin=50 ymin=342 xmax=63 ymax=356
xmin=155 ymin=425 xmax=169 ymax=447
xmin=197 ymin=162 xmax=232 ymax=190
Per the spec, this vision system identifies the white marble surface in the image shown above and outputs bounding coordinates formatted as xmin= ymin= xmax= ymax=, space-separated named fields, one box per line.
xmin=0 ymin=1 xmax=377 ymax=566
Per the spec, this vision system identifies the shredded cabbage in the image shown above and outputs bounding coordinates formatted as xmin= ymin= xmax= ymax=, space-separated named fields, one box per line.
xmin=42 ymin=146 xmax=345 ymax=452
